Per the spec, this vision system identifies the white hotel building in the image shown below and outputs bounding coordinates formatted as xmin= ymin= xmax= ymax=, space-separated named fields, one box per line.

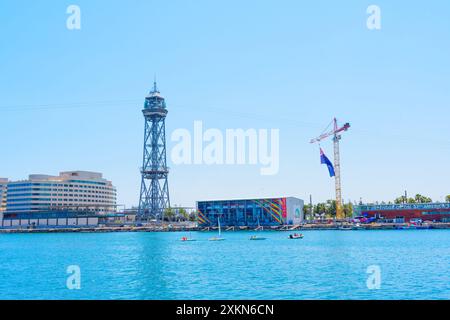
xmin=4 ymin=171 xmax=117 ymax=213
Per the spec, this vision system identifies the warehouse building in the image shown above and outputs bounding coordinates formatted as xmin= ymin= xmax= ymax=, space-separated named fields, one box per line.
xmin=197 ymin=197 xmax=304 ymax=227
xmin=0 ymin=171 xmax=117 ymax=228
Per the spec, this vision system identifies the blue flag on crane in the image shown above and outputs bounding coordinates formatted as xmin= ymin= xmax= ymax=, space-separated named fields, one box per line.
xmin=320 ymin=148 xmax=335 ymax=177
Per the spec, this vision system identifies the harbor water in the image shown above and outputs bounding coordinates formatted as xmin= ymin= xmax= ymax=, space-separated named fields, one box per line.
xmin=0 ymin=230 xmax=449 ymax=299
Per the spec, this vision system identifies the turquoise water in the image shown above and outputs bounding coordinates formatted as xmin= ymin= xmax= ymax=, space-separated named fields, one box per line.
xmin=0 ymin=230 xmax=449 ymax=300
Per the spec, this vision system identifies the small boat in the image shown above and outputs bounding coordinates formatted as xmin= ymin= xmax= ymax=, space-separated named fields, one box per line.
xmin=209 ymin=236 xmax=225 ymax=241
xmin=250 ymin=235 xmax=266 ymax=240
xmin=180 ymin=232 xmax=196 ymax=242
xmin=288 ymin=233 xmax=304 ymax=239
xmin=352 ymin=223 xmax=364 ymax=230
xmin=249 ymin=217 xmax=267 ymax=240
xmin=180 ymin=237 xmax=196 ymax=242
xmin=395 ymin=224 xmax=416 ymax=230
xmin=209 ymin=216 xmax=225 ymax=241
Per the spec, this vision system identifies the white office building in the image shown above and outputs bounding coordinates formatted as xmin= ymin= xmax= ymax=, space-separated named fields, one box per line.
xmin=5 ymin=171 xmax=117 ymax=213
xmin=1 ymin=171 xmax=117 ymax=228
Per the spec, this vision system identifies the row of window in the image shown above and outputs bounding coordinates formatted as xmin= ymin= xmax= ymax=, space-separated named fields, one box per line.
xmin=9 ymin=180 xmax=108 ymax=187
xmin=6 ymin=208 xmax=112 ymax=213
xmin=8 ymin=184 xmax=114 ymax=191
xmin=7 ymin=199 xmax=115 ymax=207
xmin=8 ymin=186 xmax=115 ymax=191
xmin=8 ymin=192 xmax=116 ymax=198
xmin=199 ymin=204 xmax=278 ymax=210
xmin=7 ymin=196 xmax=116 ymax=202
xmin=68 ymin=180 xmax=107 ymax=185
xmin=8 ymin=189 xmax=116 ymax=196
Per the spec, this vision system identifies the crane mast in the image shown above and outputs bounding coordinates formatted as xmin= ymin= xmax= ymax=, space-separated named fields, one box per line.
xmin=310 ymin=118 xmax=350 ymax=220
xmin=333 ymin=120 xmax=343 ymax=219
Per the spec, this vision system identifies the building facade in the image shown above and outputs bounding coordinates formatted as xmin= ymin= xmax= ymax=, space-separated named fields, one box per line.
xmin=1 ymin=171 xmax=117 ymax=228
xmin=0 ymin=178 xmax=7 ymax=225
xmin=197 ymin=197 xmax=304 ymax=227
xmin=0 ymin=178 xmax=7 ymax=213
xmin=354 ymin=203 xmax=450 ymax=223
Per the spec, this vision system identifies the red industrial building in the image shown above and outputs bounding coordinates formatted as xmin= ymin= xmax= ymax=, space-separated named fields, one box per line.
xmin=354 ymin=203 xmax=450 ymax=223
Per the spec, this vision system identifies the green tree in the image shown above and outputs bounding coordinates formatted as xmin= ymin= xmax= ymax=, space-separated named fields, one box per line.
xmin=343 ymin=202 xmax=353 ymax=218
xmin=303 ymin=204 xmax=313 ymax=220
xmin=446 ymin=195 xmax=450 ymax=203
xmin=407 ymin=197 xmax=416 ymax=203
xmin=394 ymin=196 xmax=407 ymax=204
xmin=395 ymin=194 xmax=432 ymax=204
xmin=164 ymin=207 xmax=175 ymax=222
xmin=325 ymin=200 xmax=336 ymax=217
xmin=414 ymin=194 xmax=432 ymax=203
xmin=314 ymin=203 xmax=327 ymax=216
xmin=189 ymin=211 xmax=198 ymax=222
xmin=178 ymin=208 xmax=188 ymax=221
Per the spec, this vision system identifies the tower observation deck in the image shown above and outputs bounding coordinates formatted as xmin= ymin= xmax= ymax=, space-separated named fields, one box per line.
xmin=138 ymin=82 xmax=170 ymax=222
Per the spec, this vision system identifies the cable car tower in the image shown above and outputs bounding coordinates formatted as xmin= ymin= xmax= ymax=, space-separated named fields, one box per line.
xmin=310 ymin=118 xmax=350 ymax=220
xmin=138 ymin=81 xmax=170 ymax=222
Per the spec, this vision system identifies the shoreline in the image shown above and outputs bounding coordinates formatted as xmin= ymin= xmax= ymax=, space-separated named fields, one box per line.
xmin=1 ymin=222 xmax=449 ymax=234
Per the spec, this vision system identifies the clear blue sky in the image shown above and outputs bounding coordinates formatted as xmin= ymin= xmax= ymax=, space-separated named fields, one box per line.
xmin=0 ymin=0 xmax=449 ymax=207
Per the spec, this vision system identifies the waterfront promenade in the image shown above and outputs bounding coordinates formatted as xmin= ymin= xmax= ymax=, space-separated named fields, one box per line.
xmin=1 ymin=222 xmax=449 ymax=233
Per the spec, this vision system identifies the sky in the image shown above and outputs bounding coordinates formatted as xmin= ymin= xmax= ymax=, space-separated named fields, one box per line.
xmin=0 ymin=0 xmax=449 ymax=208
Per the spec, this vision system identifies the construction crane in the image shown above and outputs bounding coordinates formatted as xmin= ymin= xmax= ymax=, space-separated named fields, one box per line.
xmin=310 ymin=118 xmax=350 ymax=220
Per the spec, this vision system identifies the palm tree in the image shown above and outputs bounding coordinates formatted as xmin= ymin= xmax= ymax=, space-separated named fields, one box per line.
xmin=414 ymin=194 xmax=432 ymax=203
xmin=164 ymin=207 xmax=175 ymax=222
xmin=343 ymin=202 xmax=353 ymax=218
